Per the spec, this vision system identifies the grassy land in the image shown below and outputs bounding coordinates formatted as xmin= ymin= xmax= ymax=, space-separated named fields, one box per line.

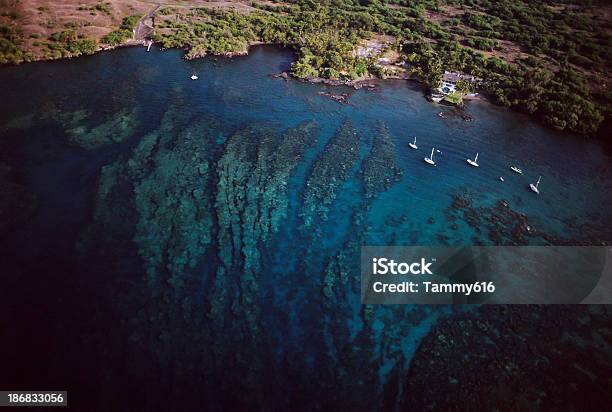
xmin=0 ymin=0 xmax=152 ymax=62
xmin=1 ymin=0 xmax=610 ymax=137
xmin=443 ymin=92 xmax=463 ymax=105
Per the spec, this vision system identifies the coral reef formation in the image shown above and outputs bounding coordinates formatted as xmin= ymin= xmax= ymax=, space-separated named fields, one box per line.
xmin=301 ymin=120 xmax=360 ymax=228
xmin=77 ymin=100 xmax=324 ymax=407
xmin=360 ymin=122 xmax=403 ymax=201
xmin=53 ymin=107 xmax=141 ymax=150
xmin=446 ymin=191 xmax=610 ymax=246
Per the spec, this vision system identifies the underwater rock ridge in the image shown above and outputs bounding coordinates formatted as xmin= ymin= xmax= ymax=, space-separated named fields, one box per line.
xmin=301 ymin=119 xmax=361 ymax=229
xmin=360 ymin=121 xmax=404 ymax=202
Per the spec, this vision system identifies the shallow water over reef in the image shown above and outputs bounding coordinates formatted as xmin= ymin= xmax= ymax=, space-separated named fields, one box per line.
xmin=1 ymin=46 xmax=611 ymax=410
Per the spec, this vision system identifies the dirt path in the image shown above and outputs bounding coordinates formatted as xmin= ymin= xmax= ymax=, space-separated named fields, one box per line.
xmin=132 ymin=3 xmax=161 ymax=43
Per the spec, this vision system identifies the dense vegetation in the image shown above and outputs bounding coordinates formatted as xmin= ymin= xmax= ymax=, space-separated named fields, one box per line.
xmin=0 ymin=22 xmax=23 ymax=64
xmin=147 ymin=0 xmax=610 ymax=136
xmin=101 ymin=14 xmax=140 ymax=46
xmin=47 ymin=29 xmax=97 ymax=57
xmin=0 ymin=0 xmax=25 ymax=64
xmin=1 ymin=0 xmax=609 ymax=136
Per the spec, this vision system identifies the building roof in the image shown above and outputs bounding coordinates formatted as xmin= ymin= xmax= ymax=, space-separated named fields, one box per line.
xmin=443 ymin=71 xmax=462 ymax=82
xmin=443 ymin=71 xmax=477 ymax=83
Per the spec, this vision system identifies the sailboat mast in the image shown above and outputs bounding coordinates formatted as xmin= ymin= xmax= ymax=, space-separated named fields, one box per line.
xmin=430 ymin=147 xmax=435 ymax=160
xmin=474 ymin=153 xmax=479 ymax=162
xmin=536 ymin=176 xmax=541 ymax=188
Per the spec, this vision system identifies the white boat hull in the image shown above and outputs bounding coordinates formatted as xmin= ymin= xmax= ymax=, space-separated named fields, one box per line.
xmin=424 ymin=158 xmax=435 ymax=165
xmin=530 ymin=184 xmax=539 ymax=194
xmin=466 ymin=159 xmax=479 ymax=167
xmin=409 ymin=143 xmax=418 ymax=149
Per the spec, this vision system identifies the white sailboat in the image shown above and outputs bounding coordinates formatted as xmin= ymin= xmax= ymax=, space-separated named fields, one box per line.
xmin=499 ymin=176 xmax=505 ymax=182
xmin=424 ymin=147 xmax=437 ymax=165
xmin=409 ymin=136 xmax=418 ymax=150
xmin=510 ymin=165 xmax=523 ymax=174
xmin=190 ymin=73 xmax=199 ymax=80
xmin=530 ymin=176 xmax=541 ymax=194
xmin=466 ymin=152 xmax=479 ymax=167
xmin=146 ymin=41 xmax=152 ymax=52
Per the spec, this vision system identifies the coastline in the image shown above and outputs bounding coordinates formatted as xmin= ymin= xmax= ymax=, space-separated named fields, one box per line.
xmin=0 ymin=40 xmax=495 ymax=115
xmin=0 ymin=41 xmax=529 ymax=125
xmin=1 ymin=0 xmax=606 ymax=138
xmin=183 ymin=40 xmax=272 ymax=60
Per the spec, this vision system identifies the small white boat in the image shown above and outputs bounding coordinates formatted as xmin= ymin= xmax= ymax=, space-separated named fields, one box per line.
xmin=499 ymin=176 xmax=505 ymax=182
xmin=409 ymin=136 xmax=418 ymax=150
xmin=510 ymin=166 xmax=523 ymax=174
xmin=190 ymin=74 xmax=199 ymax=80
xmin=466 ymin=152 xmax=479 ymax=167
xmin=146 ymin=41 xmax=152 ymax=52
xmin=424 ymin=147 xmax=437 ymax=166
xmin=530 ymin=176 xmax=541 ymax=194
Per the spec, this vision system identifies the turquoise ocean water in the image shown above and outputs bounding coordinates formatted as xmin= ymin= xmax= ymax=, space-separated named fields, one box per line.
xmin=0 ymin=45 xmax=610 ymax=409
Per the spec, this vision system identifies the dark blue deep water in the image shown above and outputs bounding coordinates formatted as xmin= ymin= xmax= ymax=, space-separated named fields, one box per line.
xmin=1 ymin=46 xmax=611 ymax=410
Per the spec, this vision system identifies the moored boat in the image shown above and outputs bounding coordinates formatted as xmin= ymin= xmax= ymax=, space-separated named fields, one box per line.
xmin=424 ymin=147 xmax=438 ymax=165
xmin=530 ymin=176 xmax=542 ymax=194
xmin=466 ymin=153 xmax=479 ymax=167
xmin=409 ymin=136 xmax=418 ymax=150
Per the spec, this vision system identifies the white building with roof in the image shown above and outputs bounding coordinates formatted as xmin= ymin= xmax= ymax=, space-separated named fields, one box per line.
xmin=438 ymin=71 xmax=476 ymax=95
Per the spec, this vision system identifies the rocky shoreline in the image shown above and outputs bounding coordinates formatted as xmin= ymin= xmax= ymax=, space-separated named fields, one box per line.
xmin=183 ymin=41 xmax=273 ymax=60
xmin=3 ymin=40 xmax=490 ymax=113
xmin=272 ymin=70 xmax=378 ymax=89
